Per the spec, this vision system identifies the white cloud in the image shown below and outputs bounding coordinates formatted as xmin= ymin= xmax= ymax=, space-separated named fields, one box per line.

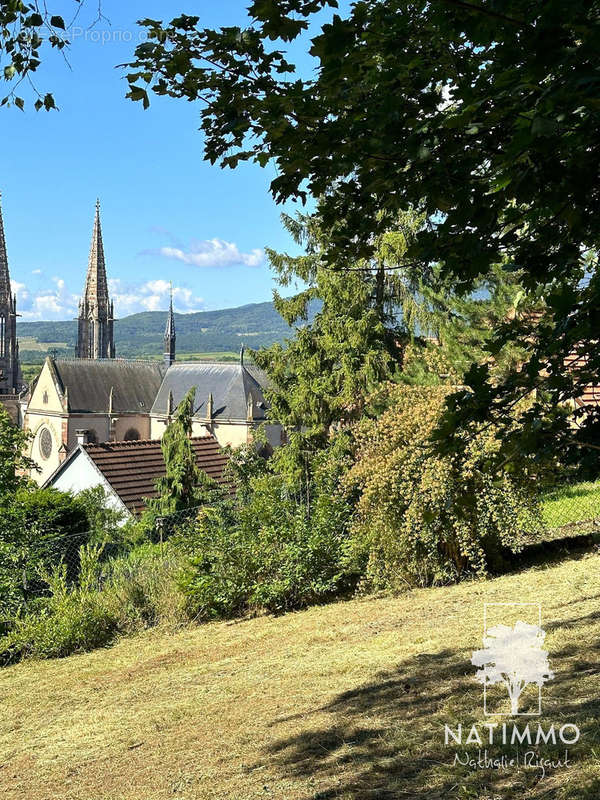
xmin=12 ymin=277 xmax=204 ymax=321
xmin=108 ymin=278 xmax=204 ymax=316
xmin=12 ymin=277 xmax=78 ymax=320
xmin=31 ymin=268 xmax=43 ymax=275
xmin=154 ymin=238 xmax=264 ymax=269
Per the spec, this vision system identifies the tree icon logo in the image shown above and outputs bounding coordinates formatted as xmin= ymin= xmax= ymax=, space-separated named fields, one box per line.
xmin=472 ymin=604 xmax=554 ymax=716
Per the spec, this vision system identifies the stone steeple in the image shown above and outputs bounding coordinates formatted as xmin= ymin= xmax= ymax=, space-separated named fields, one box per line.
xmin=0 ymin=193 xmax=22 ymax=394
xmin=163 ymin=284 xmax=176 ymax=367
xmin=76 ymin=200 xmax=115 ymax=359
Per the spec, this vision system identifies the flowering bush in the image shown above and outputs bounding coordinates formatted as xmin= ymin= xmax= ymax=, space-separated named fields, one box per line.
xmin=343 ymin=385 xmax=543 ymax=589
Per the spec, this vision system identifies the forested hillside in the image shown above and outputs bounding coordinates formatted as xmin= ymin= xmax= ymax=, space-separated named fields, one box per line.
xmin=17 ymin=300 xmax=316 ymax=361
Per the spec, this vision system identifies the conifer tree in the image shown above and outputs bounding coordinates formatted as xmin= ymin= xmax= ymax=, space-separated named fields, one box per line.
xmin=253 ymin=210 xmax=424 ymax=443
xmin=149 ymin=387 xmax=206 ymax=515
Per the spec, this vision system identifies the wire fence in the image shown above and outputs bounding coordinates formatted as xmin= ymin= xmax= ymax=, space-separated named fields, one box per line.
xmin=540 ymin=478 xmax=600 ymax=538
xmin=1 ymin=477 xmax=598 ymax=614
xmin=0 ymin=504 xmax=207 ymax=614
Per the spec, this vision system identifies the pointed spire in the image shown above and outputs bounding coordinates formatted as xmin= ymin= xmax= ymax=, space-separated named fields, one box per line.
xmin=108 ymin=385 xmax=114 ymax=415
xmin=83 ymin=198 xmax=109 ymax=307
xmin=240 ymin=343 xmax=245 ymax=367
xmin=163 ymin=283 xmax=176 ymax=367
xmin=167 ymin=389 xmax=174 ymax=417
xmin=165 ymin=283 xmax=175 ymax=339
xmin=207 ymin=392 xmax=213 ymax=421
xmin=0 ymin=191 xmax=12 ymax=305
xmin=76 ymin=200 xmax=115 ymax=359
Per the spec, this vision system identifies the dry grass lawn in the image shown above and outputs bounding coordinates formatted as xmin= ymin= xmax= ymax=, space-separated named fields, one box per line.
xmin=0 ymin=547 xmax=599 ymax=800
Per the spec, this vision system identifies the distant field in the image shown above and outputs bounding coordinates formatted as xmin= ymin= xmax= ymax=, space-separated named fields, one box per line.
xmin=18 ymin=337 xmax=68 ymax=352
xmin=177 ymin=351 xmax=240 ymax=363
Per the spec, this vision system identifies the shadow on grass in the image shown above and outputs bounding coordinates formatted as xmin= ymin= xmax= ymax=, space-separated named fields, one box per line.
xmin=264 ymin=614 xmax=600 ymax=799
xmin=501 ymin=532 xmax=599 ymax=577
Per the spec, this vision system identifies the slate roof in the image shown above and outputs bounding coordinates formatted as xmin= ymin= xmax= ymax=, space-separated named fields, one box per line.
xmin=51 ymin=358 xmax=166 ymax=414
xmin=151 ymin=362 xmax=270 ymax=421
xmin=81 ymin=437 xmax=230 ymax=514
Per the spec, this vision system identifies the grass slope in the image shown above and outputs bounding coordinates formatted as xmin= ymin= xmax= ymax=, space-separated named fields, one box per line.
xmin=0 ymin=551 xmax=599 ymax=800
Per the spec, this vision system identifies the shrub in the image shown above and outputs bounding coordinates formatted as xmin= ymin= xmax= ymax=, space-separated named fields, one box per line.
xmin=0 ymin=562 xmax=119 ymax=663
xmin=343 ymin=384 xmax=544 ymax=590
xmin=180 ymin=434 xmax=356 ymax=619
xmin=0 ymin=542 xmax=191 ymax=664
xmin=102 ymin=543 xmax=189 ymax=627
xmin=0 ymin=488 xmax=90 ymax=612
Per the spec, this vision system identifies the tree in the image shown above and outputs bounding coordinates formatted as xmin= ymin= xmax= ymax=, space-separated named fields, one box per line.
xmin=125 ymin=1 xmax=600 ymax=462
xmin=0 ymin=1 xmax=104 ymax=110
xmin=253 ymin=210 xmax=423 ymax=443
xmin=400 ymin=262 xmax=536 ymax=387
xmin=0 ymin=405 xmax=35 ymax=497
xmin=150 ymin=387 xmax=200 ymax=515
xmin=145 ymin=387 xmax=218 ymax=519
xmin=343 ymin=384 xmax=544 ymax=589
xmin=472 ymin=621 xmax=554 ymax=715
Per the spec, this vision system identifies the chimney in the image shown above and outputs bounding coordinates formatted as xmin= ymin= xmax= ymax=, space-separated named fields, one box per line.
xmin=76 ymin=429 xmax=89 ymax=446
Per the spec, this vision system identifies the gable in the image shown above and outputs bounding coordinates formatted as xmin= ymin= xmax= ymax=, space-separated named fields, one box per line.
xmin=28 ymin=360 xmax=64 ymax=413
xmin=48 ymin=448 xmax=129 ymax=519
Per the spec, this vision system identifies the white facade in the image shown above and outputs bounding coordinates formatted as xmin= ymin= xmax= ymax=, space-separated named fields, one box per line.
xmin=49 ymin=448 xmax=129 ymax=519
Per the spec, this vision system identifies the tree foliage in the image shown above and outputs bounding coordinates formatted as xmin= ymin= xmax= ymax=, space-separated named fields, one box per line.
xmin=253 ymin=210 xmax=424 ymax=441
xmin=126 ymin=1 xmax=600 ymax=462
xmin=180 ymin=431 xmax=356 ymax=618
xmin=0 ymin=404 xmax=35 ymax=496
xmin=0 ymin=1 xmax=106 ymax=110
xmin=146 ymin=387 xmax=208 ymax=517
xmin=343 ymin=384 xmax=544 ymax=590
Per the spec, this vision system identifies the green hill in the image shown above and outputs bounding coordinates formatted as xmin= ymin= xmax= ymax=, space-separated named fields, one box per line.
xmin=17 ymin=300 xmax=315 ymax=362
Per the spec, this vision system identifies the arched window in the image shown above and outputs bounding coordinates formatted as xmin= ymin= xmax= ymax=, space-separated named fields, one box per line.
xmin=124 ymin=428 xmax=140 ymax=442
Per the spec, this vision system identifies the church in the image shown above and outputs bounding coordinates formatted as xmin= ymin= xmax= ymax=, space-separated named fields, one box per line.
xmin=1 ymin=199 xmax=284 ymax=486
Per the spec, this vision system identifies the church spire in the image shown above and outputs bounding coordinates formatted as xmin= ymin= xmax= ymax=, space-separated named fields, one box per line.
xmin=163 ymin=283 xmax=176 ymax=367
xmin=0 ymin=192 xmax=22 ymax=394
xmin=76 ymin=199 xmax=115 ymax=359
xmin=0 ymin=191 xmax=12 ymax=306
xmin=83 ymin=199 xmax=109 ymax=308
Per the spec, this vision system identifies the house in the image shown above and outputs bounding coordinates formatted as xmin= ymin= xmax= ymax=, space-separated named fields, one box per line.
xmin=45 ymin=436 xmax=230 ymax=519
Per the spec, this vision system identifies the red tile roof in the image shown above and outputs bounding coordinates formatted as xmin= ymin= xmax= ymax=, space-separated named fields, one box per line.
xmin=564 ymin=350 xmax=600 ymax=407
xmin=83 ymin=437 xmax=230 ymax=514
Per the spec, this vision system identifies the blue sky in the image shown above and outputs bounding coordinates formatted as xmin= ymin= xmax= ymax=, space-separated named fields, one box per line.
xmin=0 ymin=1 xmax=337 ymax=320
